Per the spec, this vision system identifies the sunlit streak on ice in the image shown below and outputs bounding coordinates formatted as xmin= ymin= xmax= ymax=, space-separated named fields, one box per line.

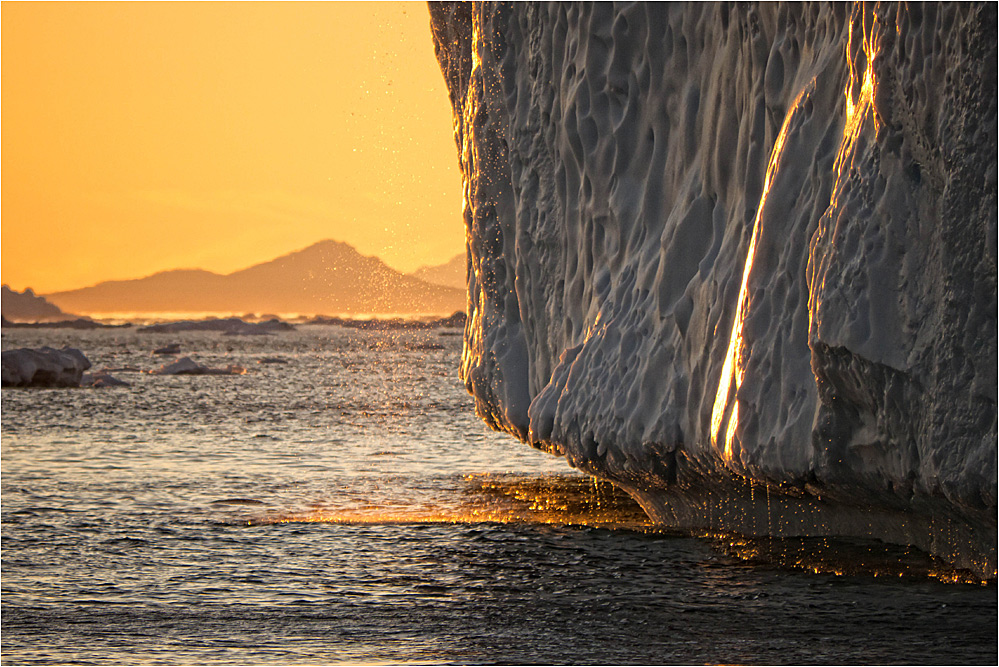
xmin=710 ymin=86 xmax=812 ymax=462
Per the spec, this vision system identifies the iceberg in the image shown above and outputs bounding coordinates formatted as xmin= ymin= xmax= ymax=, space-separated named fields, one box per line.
xmin=1 ymin=347 xmax=92 ymax=387
xmin=429 ymin=2 xmax=996 ymax=577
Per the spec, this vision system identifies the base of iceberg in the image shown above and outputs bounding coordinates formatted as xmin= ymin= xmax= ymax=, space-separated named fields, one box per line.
xmin=614 ymin=468 xmax=992 ymax=577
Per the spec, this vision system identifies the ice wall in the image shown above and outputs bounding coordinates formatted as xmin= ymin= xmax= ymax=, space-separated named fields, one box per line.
xmin=429 ymin=2 xmax=997 ymax=577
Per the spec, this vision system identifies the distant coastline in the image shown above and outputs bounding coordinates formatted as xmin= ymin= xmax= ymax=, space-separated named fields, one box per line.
xmin=1 ymin=285 xmax=81 ymax=323
xmin=23 ymin=240 xmax=466 ymax=319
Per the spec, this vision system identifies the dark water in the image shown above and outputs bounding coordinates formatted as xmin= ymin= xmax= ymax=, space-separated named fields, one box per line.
xmin=2 ymin=326 xmax=995 ymax=665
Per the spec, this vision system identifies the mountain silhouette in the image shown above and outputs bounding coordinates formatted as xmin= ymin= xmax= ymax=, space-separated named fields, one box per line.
xmin=410 ymin=253 xmax=466 ymax=290
xmin=44 ymin=240 xmax=466 ymax=316
xmin=2 ymin=285 xmax=79 ymax=322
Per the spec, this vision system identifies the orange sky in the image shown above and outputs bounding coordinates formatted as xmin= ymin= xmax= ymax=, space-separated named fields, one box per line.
xmin=2 ymin=1 xmax=462 ymax=294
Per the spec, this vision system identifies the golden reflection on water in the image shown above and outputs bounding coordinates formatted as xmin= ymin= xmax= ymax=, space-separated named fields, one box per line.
xmin=707 ymin=533 xmax=990 ymax=585
xmin=253 ymin=473 xmax=653 ymax=530
xmin=241 ymin=473 xmax=988 ymax=585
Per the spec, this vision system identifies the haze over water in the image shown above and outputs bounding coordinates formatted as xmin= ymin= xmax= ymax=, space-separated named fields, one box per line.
xmin=2 ymin=325 xmax=995 ymax=664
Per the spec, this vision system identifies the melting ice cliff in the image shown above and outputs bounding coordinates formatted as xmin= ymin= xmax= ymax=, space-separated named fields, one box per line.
xmin=429 ymin=2 xmax=997 ymax=577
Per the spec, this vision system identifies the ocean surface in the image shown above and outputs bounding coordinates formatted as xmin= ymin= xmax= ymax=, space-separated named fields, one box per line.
xmin=2 ymin=325 xmax=995 ymax=665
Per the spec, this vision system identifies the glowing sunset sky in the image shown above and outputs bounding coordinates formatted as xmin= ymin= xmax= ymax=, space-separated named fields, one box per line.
xmin=2 ymin=1 xmax=461 ymax=294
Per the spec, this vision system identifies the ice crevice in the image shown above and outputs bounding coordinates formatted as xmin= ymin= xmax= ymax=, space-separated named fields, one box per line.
xmin=429 ymin=2 xmax=996 ymax=578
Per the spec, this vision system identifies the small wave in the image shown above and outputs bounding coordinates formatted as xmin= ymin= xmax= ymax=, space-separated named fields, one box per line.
xmin=103 ymin=536 xmax=150 ymax=546
xmin=209 ymin=498 xmax=266 ymax=506
xmin=8 ymin=506 xmax=80 ymax=515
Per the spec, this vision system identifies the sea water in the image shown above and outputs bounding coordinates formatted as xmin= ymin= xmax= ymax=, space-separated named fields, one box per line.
xmin=1 ymin=325 xmax=995 ymax=664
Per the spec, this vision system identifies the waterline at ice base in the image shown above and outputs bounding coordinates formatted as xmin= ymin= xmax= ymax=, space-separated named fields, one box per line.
xmin=429 ymin=2 xmax=996 ymax=578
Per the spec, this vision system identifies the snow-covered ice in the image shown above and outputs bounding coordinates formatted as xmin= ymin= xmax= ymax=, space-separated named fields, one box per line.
xmin=430 ymin=2 xmax=996 ymax=577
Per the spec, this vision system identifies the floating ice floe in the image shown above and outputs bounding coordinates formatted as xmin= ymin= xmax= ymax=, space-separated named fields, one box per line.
xmin=1 ymin=346 xmax=91 ymax=387
xmin=152 ymin=356 xmax=247 ymax=376
xmin=81 ymin=370 xmax=131 ymax=388
xmin=139 ymin=318 xmax=294 ymax=336
xmin=406 ymin=342 xmax=446 ymax=351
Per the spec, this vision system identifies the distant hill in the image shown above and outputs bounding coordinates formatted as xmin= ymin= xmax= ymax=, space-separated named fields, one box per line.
xmin=43 ymin=240 xmax=466 ymax=316
xmin=410 ymin=253 xmax=466 ymax=290
xmin=1 ymin=285 xmax=79 ymax=322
